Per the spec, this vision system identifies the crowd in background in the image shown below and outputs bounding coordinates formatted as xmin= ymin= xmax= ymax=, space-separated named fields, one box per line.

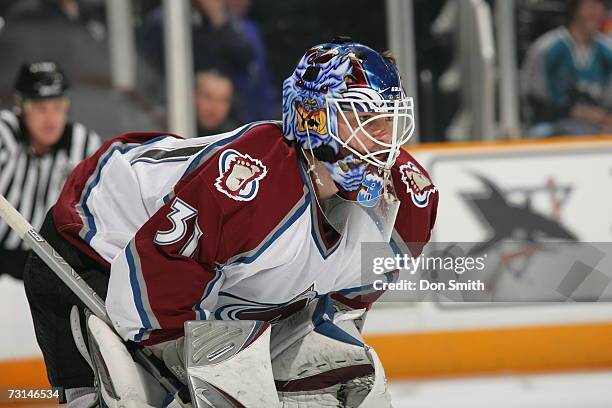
xmin=0 ymin=0 xmax=608 ymax=144
xmin=0 ymin=0 xmax=389 ymax=140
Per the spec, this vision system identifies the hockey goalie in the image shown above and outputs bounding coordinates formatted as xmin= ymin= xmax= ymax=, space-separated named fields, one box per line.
xmin=22 ymin=38 xmax=438 ymax=407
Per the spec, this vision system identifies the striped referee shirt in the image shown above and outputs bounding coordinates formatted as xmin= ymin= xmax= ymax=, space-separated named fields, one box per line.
xmin=0 ymin=109 xmax=101 ymax=251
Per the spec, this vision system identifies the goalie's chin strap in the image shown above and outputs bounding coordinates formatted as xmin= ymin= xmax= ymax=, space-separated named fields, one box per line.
xmin=303 ymin=128 xmax=325 ymax=188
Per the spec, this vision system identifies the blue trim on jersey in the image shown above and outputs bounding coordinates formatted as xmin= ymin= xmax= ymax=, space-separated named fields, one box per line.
xmin=81 ymin=136 xmax=169 ymax=244
xmin=134 ymin=327 xmax=148 ymax=343
xmin=205 ymin=266 xmax=223 ymax=298
xmin=223 ymin=161 xmax=311 ymax=266
xmin=389 ymin=234 xmax=402 ymax=256
xmin=336 ymin=270 xmax=397 ymax=298
xmin=125 ymin=241 xmax=152 ymax=342
xmin=230 ymin=195 xmax=310 ymax=265
xmin=312 ymin=295 xmax=364 ymax=347
xmin=162 ymin=191 xmax=173 ymax=205
xmin=336 ymin=283 xmax=374 ymax=297
xmin=242 ymin=320 xmax=265 ymax=350
xmin=194 ymin=266 xmax=223 ymax=320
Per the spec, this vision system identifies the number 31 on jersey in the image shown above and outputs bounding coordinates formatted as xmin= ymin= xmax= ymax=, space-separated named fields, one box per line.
xmin=154 ymin=198 xmax=198 ymax=245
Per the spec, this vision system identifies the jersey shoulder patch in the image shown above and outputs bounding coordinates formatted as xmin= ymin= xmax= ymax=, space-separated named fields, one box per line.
xmin=166 ymin=122 xmax=309 ymax=264
xmin=394 ymin=149 xmax=437 ymax=209
xmin=212 ymin=123 xmax=292 ymax=202
xmin=214 ymin=148 xmax=269 ymax=202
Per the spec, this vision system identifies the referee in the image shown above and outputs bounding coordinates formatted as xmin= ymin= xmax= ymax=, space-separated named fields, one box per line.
xmin=0 ymin=61 xmax=100 ymax=279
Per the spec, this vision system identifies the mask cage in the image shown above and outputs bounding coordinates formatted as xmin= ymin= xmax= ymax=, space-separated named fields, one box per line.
xmin=326 ymin=96 xmax=415 ymax=170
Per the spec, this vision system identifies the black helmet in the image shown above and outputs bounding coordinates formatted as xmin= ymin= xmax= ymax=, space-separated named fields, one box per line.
xmin=14 ymin=61 xmax=69 ymax=100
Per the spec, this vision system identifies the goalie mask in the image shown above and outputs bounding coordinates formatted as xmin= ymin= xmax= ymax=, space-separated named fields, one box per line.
xmin=282 ymin=39 xmax=415 ymax=207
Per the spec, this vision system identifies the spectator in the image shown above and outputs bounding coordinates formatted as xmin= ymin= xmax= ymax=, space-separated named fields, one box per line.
xmin=137 ymin=0 xmax=253 ymax=78
xmin=224 ymin=0 xmax=278 ymax=121
xmin=520 ymin=0 xmax=612 ymax=137
xmin=0 ymin=61 xmax=100 ymax=280
xmin=195 ymin=69 xmax=237 ymax=136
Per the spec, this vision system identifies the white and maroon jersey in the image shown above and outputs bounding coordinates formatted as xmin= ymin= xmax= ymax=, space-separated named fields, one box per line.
xmin=53 ymin=122 xmax=438 ymax=345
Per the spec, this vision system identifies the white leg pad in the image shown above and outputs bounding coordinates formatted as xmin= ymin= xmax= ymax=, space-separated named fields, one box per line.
xmin=87 ymin=315 xmax=165 ymax=408
xmin=356 ymin=347 xmax=392 ymax=407
xmin=184 ymin=320 xmax=280 ymax=407
xmin=272 ymin=296 xmax=391 ymax=407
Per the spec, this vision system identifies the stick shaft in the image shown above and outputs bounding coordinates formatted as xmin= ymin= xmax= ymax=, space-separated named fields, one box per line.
xmin=0 ymin=194 xmax=111 ymax=325
xmin=0 ymin=194 xmax=187 ymax=402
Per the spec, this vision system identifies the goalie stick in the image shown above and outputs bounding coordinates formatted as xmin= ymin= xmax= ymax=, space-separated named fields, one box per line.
xmin=0 ymin=194 xmax=190 ymax=406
